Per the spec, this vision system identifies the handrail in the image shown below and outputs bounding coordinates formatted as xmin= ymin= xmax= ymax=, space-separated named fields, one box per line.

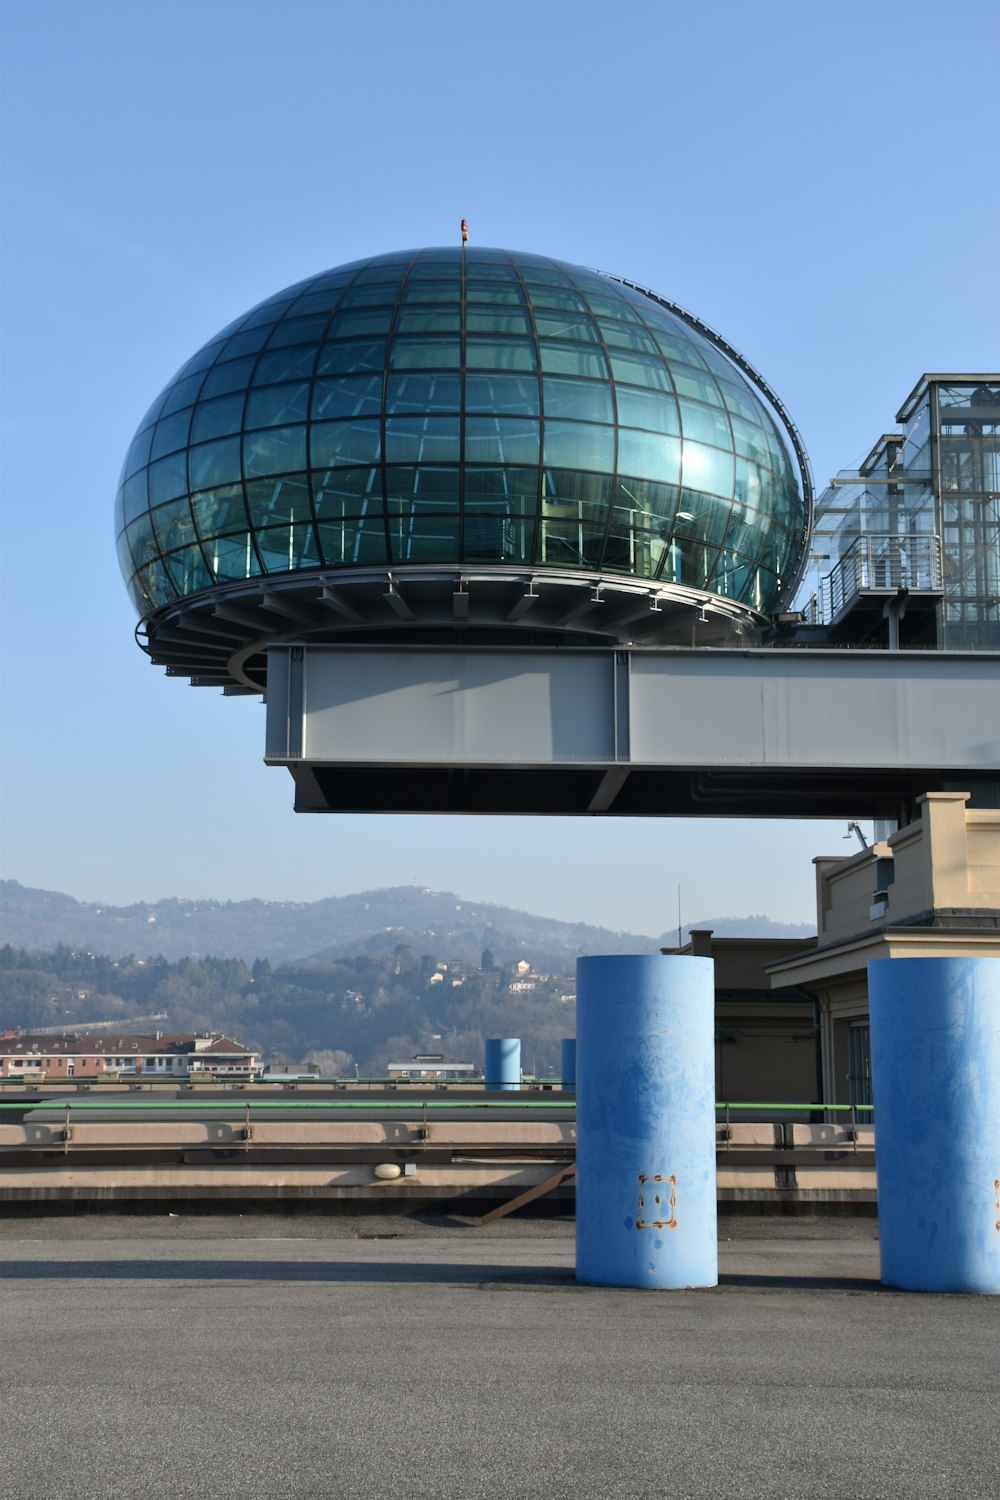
xmin=0 ymin=1098 xmax=872 ymax=1114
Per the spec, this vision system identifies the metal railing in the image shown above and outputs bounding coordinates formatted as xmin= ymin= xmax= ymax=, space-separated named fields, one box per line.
xmin=821 ymin=532 xmax=942 ymax=622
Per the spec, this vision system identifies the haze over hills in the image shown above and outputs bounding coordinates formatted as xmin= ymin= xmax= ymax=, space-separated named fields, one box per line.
xmin=0 ymin=880 xmax=813 ymax=965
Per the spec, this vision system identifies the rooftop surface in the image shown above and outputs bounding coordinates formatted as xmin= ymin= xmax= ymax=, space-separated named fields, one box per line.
xmin=2 ymin=1214 xmax=996 ymax=1498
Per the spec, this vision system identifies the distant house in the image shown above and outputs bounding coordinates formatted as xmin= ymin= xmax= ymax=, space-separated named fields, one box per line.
xmin=0 ymin=1031 xmax=260 ymax=1080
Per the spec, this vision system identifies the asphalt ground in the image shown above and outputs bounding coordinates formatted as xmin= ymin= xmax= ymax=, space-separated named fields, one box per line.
xmin=1 ymin=1214 xmax=997 ymax=1500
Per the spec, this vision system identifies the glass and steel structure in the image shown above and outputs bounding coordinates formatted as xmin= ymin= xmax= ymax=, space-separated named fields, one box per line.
xmin=116 ymin=248 xmax=810 ymax=687
xmin=800 ymin=376 xmax=1000 ymax=650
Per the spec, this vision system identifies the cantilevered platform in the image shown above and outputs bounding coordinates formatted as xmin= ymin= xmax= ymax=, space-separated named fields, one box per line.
xmin=265 ymin=643 xmax=1000 ymax=820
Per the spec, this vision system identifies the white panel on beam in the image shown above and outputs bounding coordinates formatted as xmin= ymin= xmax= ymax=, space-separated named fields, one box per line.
xmin=294 ymin=648 xmax=616 ymax=765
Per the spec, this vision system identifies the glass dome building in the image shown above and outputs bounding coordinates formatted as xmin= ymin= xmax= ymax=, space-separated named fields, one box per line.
xmin=116 ymin=247 xmax=811 ymax=690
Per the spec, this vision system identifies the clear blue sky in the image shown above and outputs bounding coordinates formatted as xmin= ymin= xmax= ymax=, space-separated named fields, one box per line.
xmin=1 ymin=0 xmax=997 ymax=936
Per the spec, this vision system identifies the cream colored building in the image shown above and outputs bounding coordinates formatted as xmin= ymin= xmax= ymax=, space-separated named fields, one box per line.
xmin=769 ymin=792 xmax=1000 ymax=1106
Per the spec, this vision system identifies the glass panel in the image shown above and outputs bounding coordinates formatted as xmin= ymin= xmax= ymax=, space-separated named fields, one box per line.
xmin=190 ymin=482 xmax=247 ymax=538
xmin=730 ymin=414 xmax=775 ymax=465
xmin=122 ymin=470 xmax=149 ymax=525
xmin=681 ymin=441 xmax=735 ymax=497
xmin=407 ymin=264 xmax=461 ymax=281
xmin=335 ymin=284 xmax=399 ymax=308
xmin=151 ymin=410 xmax=191 ymax=461
xmin=525 ymin=286 xmax=588 ymax=312
xmin=265 ymin=315 xmax=328 ymax=349
xmin=615 ymin=477 xmax=678 ymax=524
xmin=463 ymin=264 xmax=519 ymax=282
xmin=245 ymin=383 xmax=310 ymax=428
xmin=191 ymin=394 xmax=245 ymax=443
xmin=317 ymin=338 xmax=386 ymax=375
xmin=163 ymin=543 xmax=215 ymax=596
xmin=385 ymin=466 xmax=461 ymax=510
xmin=539 ymin=498 xmax=608 ymax=565
xmin=696 ymin=344 xmax=738 ymax=381
xmin=534 ymin=311 xmax=599 ymax=343
xmin=255 ymin=523 xmax=321 ymax=572
xmin=637 ymin=301 xmax=687 ymax=336
xmin=171 ymin=340 xmax=225 ymax=381
xmin=390 ymin=514 xmax=460 ymax=563
xmin=312 ymin=374 xmax=383 ymax=420
xmin=733 ymin=458 xmax=765 ymax=515
xmin=243 ymin=425 xmax=307 ymax=476
xmin=675 ymin=491 xmax=733 ymax=548
xmin=353 ymin=260 xmax=409 ymax=280
xmin=398 ymin=282 xmax=459 ymax=303
xmin=209 ymin=312 xmax=253 ymax=342
xmin=317 ymin=517 xmax=388 ymax=568
xmin=614 ymin=385 xmax=679 ymax=434
xmin=679 ymin=400 xmax=731 ymax=448
xmin=206 ymin=533 xmax=258 ymax=581
xmin=125 ymin=427 xmax=154 ymax=477
xmin=132 ymin=562 xmax=175 ymax=610
xmin=596 ymin=318 xmax=658 ymax=353
xmin=290 ymin=288 xmax=350 ymax=314
xmin=152 ymin=498 xmax=197 ymax=552
xmin=539 ymin=342 xmax=608 ymax=378
xmin=385 ymin=416 xmax=461 ymax=463
xmin=717 ymin=378 xmax=763 ymax=423
xmin=136 ymin=390 xmax=168 ymax=433
xmin=465 ymin=308 xmax=533 ymax=335
xmin=200 ymin=357 xmax=257 ymax=399
xmin=389 ymin=336 xmax=461 ymax=369
xmin=520 ymin=268 xmax=572 ymax=287
xmin=671 ymin=365 xmax=724 ymax=407
xmin=313 ymin=466 xmax=382 ymax=517
xmin=650 ymin=329 xmax=707 ymax=367
xmin=252 ymin=345 xmax=317 ymax=384
xmin=387 ymin=372 xmax=461 ymax=413
xmin=326 ymin=307 xmax=393 ymax=338
xmin=609 ymin=351 xmax=670 ymax=390
xmin=583 ymin=291 xmax=641 ymax=322
xmin=617 ymin=429 xmax=682 ymax=484
xmin=465 ymin=417 xmax=540 ymax=465
xmin=242 ymin=298 xmax=293 ymax=328
xmin=543 ymin=421 xmax=614 ymax=472
xmin=245 ymin=473 xmax=312 ymax=527
xmin=310 ymin=419 xmax=382 ymax=468
xmin=116 ymin=528 xmax=137 ymax=578
xmin=465 ymin=287 xmax=526 ymax=309
xmin=465 ymin=372 xmax=540 ymax=415
xmin=147 ymin=451 xmax=188 ymax=506
xmin=465 ymin=337 xmax=536 ymax=371
xmin=124 ymin=515 xmax=158 ymax=567
xmin=603 ymin=507 xmax=666 ymax=578
xmin=189 ymin=437 xmax=241 ymax=490
xmin=464 ymin=467 xmax=540 ymax=514
xmin=395 ymin=308 xmax=461 ymax=333
xmin=159 ymin=374 xmax=204 ymax=417
xmin=542 ymin=376 xmax=614 ymax=423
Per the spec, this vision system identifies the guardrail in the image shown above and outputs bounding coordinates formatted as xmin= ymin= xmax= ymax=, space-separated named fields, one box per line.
xmin=821 ymin=531 xmax=942 ymax=622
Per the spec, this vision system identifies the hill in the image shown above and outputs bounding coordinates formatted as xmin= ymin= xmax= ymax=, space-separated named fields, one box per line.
xmin=0 ymin=880 xmax=812 ymax=966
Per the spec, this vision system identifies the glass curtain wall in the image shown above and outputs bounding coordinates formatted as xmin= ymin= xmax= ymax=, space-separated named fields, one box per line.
xmin=935 ymin=382 xmax=1000 ymax=650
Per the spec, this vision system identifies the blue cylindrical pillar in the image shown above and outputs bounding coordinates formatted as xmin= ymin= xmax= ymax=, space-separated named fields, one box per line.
xmin=869 ymin=957 xmax=1000 ymax=1294
xmin=576 ymin=955 xmax=717 ymax=1289
xmin=484 ymin=1037 xmax=520 ymax=1091
xmin=560 ymin=1038 xmax=576 ymax=1090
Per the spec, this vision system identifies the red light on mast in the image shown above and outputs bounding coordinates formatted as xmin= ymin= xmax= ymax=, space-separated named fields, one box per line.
xmin=461 ymin=219 xmax=469 ymax=243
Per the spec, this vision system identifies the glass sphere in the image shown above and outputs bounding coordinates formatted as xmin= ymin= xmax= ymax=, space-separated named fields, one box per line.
xmin=116 ymin=247 xmax=806 ymax=621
